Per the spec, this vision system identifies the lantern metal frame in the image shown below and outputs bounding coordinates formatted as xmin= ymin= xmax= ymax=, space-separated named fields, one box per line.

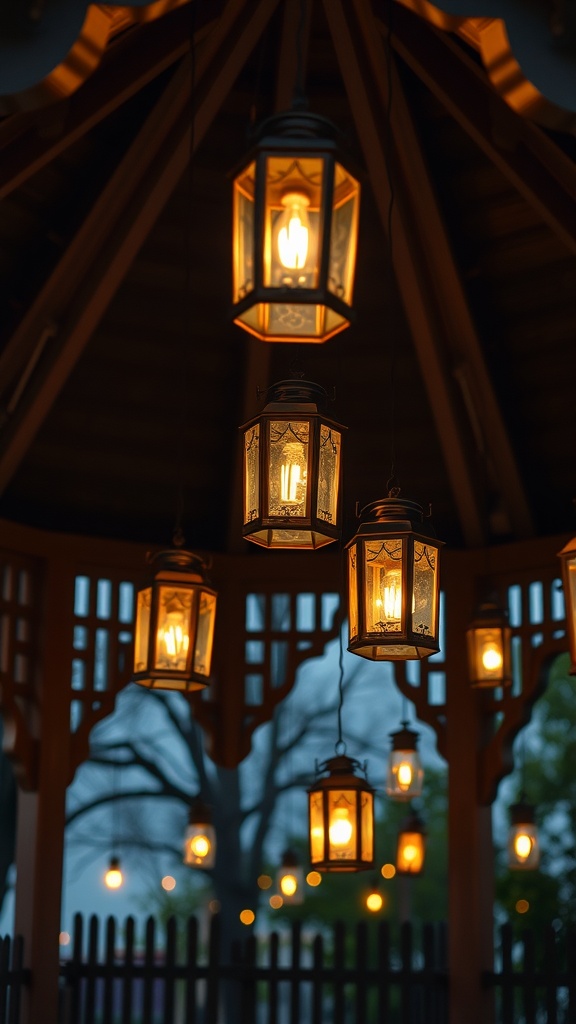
xmin=558 ymin=535 xmax=576 ymax=674
xmin=183 ymin=797 xmax=216 ymax=869
xmin=345 ymin=496 xmax=443 ymax=661
xmin=240 ymin=379 xmax=346 ymax=549
xmin=277 ymin=848 xmax=304 ymax=904
xmin=396 ymin=811 xmax=427 ymax=876
xmin=308 ymin=754 xmax=375 ymax=872
xmin=466 ymin=601 xmax=512 ymax=688
xmin=133 ymin=546 xmax=217 ymax=692
xmin=232 ymin=110 xmax=361 ymax=344
xmin=386 ymin=722 xmax=424 ymax=800
xmin=507 ymin=801 xmax=540 ymax=871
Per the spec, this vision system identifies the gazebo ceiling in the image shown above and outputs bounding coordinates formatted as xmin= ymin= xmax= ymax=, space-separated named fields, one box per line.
xmin=0 ymin=0 xmax=574 ymax=555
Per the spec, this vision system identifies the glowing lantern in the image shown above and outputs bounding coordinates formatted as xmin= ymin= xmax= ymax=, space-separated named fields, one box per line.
xmin=308 ymin=755 xmax=374 ymax=872
xmin=104 ymin=856 xmax=124 ymax=890
xmin=508 ymin=802 xmax=540 ymax=870
xmin=558 ymin=536 xmax=576 ymax=674
xmin=134 ymin=546 xmax=217 ymax=692
xmin=346 ymin=496 xmax=442 ymax=660
xmin=276 ymin=849 xmax=304 ymax=905
xmin=240 ymin=380 xmax=345 ymax=549
xmin=396 ymin=812 xmax=426 ymax=875
xmin=232 ymin=110 xmax=360 ymax=343
xmin=183 ymin=798 xmax=216 ymax=869
xmin=386 ymin=723 xmax=424 ymax=801
xmin=466 ymin=603 xmax=512 ymax=688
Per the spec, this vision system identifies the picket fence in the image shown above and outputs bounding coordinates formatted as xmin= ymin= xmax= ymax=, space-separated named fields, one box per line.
xmin=0 ymin=915 xmax=573 ymax=1023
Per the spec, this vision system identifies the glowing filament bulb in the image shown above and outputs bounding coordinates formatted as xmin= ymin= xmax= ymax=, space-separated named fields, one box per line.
xmin=190 ymin=834 xmax=211 ymax=859
xmin=280 ymin=873 xmax=298 ymax=897
xmin=105 ymin=861 xmax=123 ymax=890
xmin=329 ymin=808 xmax=353 ymax=847
xmin=366 ymin=892 xmax=383 ymax=912
xmin=280 ymin=442 xmax=306 ymax=504
xmin=397 ymin=761 xmax=413 ymax=792
xmin=278 ymin=192 xmax=310 ymax=269
xmin=514 ymin=832 xmax=533 ymax=861
xmin=481 ymin=641 xmax=503 ymax=673
xmin=402 ymin=843 xmax=418 ymax=864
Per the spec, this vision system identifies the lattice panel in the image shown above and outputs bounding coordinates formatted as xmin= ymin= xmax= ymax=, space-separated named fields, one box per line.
xmin=0 ymin=549 xmax=40 ymax=788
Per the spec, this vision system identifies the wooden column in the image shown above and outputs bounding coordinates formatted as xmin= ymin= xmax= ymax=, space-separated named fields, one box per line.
xmin=443 ymin=558 xmax=495 ymax=1024
xmin=14 ymin=557 xmax=75 ymax=1024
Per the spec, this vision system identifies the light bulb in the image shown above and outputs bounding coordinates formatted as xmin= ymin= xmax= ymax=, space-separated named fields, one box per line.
xmin=277 ymin=192 xmax=310 ymax=269
xmin=329 ymin=809 xmax=353 ymax=847
xmin=190 ymin=834 xmax=211 ymax=859
xmin=280 ymin=873 xmax=298 ymax=897
xmin=481 ymin=641 xmax=503 ymax=673
xmin=366 ymin=892 xmax=383 ymax=912
xmin=280 ymin=442 xmax=306 ymax=504
xmin=105 ymin=862 xmax=123 ymax=890
xmin=397 ymin=761 xmax=413 ymax=791
xmin=402 ymin=843 xmax=418 ymax=864
xmin=514 ymin=832 xmax=533 ymax=861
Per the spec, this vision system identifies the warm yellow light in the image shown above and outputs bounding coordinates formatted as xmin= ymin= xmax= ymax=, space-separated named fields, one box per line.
xmin=277 ymin=192 xmax=310 ymax=269
xmin=397 ymin=762 xmax=413 ymax=791
xmin=481 ymin=641 xmax=503 ymax=672
xmin=402 ymin=843 xmax=419 ymax=864
xmin=329 ymin=808 xmax=353 ymax=847
xmin=366 ymin=892 xmax=383 ymax=912
xmin=59 ymin=932 xmax=71 ymax=946
xmin=306 ymin=870 xmax=322 ymax=887
xmin=279 ymin=442 xmax=307 ymax=504
xmin=269 ymin=894 xmax=283 ymax=909
xmin=161 ymin=875 xmax=176 ymax=891
xmin=190 ymin=834 xmax=211 ymax=859
xmin=280 ymin=873 xmax=298 ymax=897
xmin=258 ymin=874 xmax=273 ymax=890
xmin=105 ymin=865 xmax=123 ymax=890
xmin=514 ymin=833 xmax=533 ymax=861
xmin=381 ymin=863 xmax=396 ymax=879
xmin=515 ymin=899 xmax=530 ymax=914
xmin=240 ymin=909 xmax=255 ymax=925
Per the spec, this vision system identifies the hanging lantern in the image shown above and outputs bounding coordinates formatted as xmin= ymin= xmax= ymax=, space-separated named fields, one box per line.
xmin=466 ymin=602 xmax=512 ymax=688
xmin=104 ymin=856 xmax=124 ymax=890
xmin=133 ymin=546 xmax=217 ymax=692
xmin=364 ymin=883 xmax=384 ymax=913
xmin=276 ymin=849 xmax=304 ymax=905
xmin=232 ymin=110 xmax=360 ymax=343
xmin=396 ymin=812 xmax=426 ymax=875
xmin=507 ymin=802 xmax=540 ymax=870
xmin=240 ymin=379 xmax=345 ymax=549
xmin=308 ymin=754 xmax=375 ymax=872
xmin=183 ymin=798 xmax=216 ymax=869
xmin=386 ymin=722 xmax=424 ymax=801
xmin=346 ymin=496 xmax=442 ymax=660
xmin=558 ymin=536 xmax=576 ymax=674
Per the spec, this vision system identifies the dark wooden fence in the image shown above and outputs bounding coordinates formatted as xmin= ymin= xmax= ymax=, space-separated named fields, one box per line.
xmin=1 ymin=917 xmax=574 ymax=1023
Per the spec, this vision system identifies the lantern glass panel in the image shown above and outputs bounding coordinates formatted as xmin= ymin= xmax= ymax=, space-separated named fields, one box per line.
xmin=470 ymin=627 xmax=505 ymax=684
xmin=309 ymin=791 xmax=325 ymax=864
xmin=233 ymin=161 xmax=255 ymax=304
xmin=154 ymin=586 xmax=193 ymax=672
xmin=360 ymin=791 xmax=374 ymax=862
xmin=264 ymin=156 xmax=323 ymax=289
xmin=243 ymin=425 xmax=260 ymax=525
xmin=328 ymin=163 xmax=360 ymax=305
xmin=508 ymin=823 xmax=539 ymax=870
xmin=412 ymin=542 xmax=438 ymax=640
xmin=386 ymin=750 xmax=423 ymax=799
xmin=328 ymin=790 xmax=357 ymax=862
xmin=564 ymin=553 xmax=576 ymax=646
xmin=364 ymin=539 xmax=404 ymax=634
xmin=317 ymin=425 xmax=341 ymax=527
xmin=134 ymin=587 xmax=151 ymax=672
xmin=397 ymin=831 xmax=425 ymax=874
xmin=194 ymin=591 xmax=216 ymax=677
xmin=348 ymin=545 xmax=358 ymax=640
xmin=268 ymin=420 xmax=309 ymax=518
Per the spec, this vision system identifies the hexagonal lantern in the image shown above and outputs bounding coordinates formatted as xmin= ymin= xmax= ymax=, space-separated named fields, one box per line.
xmin=396 ymin=812 xmax=426 ymax=875
xmin=183 ymin=797 xmax=216 ymax=869
xmin=277 ymin=849 xmax=304 ymax=905
xmin=232 ymin=110 xmax=360 ymax=343
xmin=507 ymin=802 xmax=540 ymax=870
xmin=308 ymin=754 xmax=375 ymax=872
xmin=466 ymin=602 xmax=512 ymax=688
xmin=558 ymin=535 xmax=576 ymax=674
xmin=133 ymin=547 xmax=217 ymax=692
xmin=386 ymin=722 xmax=424 ymax=801
xmin=346 ymin=496 xmax=442 ymax=660
xmin=240 ymin=379 xmax=345 ymax=549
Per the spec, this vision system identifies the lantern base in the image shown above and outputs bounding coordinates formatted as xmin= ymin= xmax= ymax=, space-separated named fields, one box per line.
xmin=133 ymin=672 xmax=208 ymax=692
xmin=244 ymin=526 xmax=337 ymax=549
xmin=311 ymin=861 xmax=374 ymax=873
xmin=347 ymin=639 xmax=438 ymax=661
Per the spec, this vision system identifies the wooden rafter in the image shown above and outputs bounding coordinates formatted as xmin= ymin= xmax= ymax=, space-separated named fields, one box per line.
xmin=0 ymin=0 xmax=280 ymax=497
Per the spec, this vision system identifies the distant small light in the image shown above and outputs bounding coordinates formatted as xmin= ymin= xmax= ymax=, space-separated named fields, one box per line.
xmin=269 ymin=895 xmax=283 ymax=910
xmin=59 ymin=932 xmax=71 ymax=946
xmin=366 ymin=892 xmax=383 ymax=912
xmin=104 ymin=857 xmax=124 ymax=890
xmin=381 ymin=863 xmax=396 ymax=879
xmin=515 ymin=899 xmax=530 ymax=914
xmin=208 ymin=899 xmax=221 ymax=914
xmin=306 ymin=871 xmax=322 ymax=887
xmin=240 ymin=909 xmax=255 ymax=926
xmin=257 ymin=874 xmax=273 ymax=890
xmin=161 ymin=875 xmax=176 ymax=891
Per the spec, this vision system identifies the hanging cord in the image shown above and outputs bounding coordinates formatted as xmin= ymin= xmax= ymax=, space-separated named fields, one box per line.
xmin=292 ymin=0 xmax=308 ymax=110
xmin=382 ymin=0 xmax=398 ymax=495
xmin=335 ymin=610 xmax=346 ymax=755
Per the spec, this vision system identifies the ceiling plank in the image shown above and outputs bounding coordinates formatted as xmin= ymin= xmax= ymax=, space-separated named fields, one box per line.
xmin=0 ymin=0 xmax=281 ymax=497
xmin=324 ymin=0 xmax=485 ymax=547
xmin=352 ymin=0 xmax=534 ymax=540
xmin=385 ymin=4 xmax=576 ymax=256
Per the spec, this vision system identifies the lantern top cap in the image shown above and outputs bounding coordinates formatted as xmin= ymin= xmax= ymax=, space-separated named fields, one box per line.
xmin=108 ymin=855 xmax=121 ymax=869
xmin=468 ymin=602 xmax=509 ymax=628
xmin=264 ymin=378 xmax=329 ymax=410
xmin=359 ymin=497 xmax=427 ymax=524
xmin=312 ymin=754 xmax=373 ymax=789
xmin=558 ymin=534 xmax=576 ymax=557
xmin=389 ymin=722 xmax=420 ymax=750
xmin=510 ymin=801 xmax=536 ymax=825
xmin=251 ymin=110 xmax=346 ymax=148
xmin=188 ymin=796 xmax=213 ymax=825
xmin=148 ymin=547 xmax=209 ymax=577
xmin=399 ymin=811 xmax=426 ymax=835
